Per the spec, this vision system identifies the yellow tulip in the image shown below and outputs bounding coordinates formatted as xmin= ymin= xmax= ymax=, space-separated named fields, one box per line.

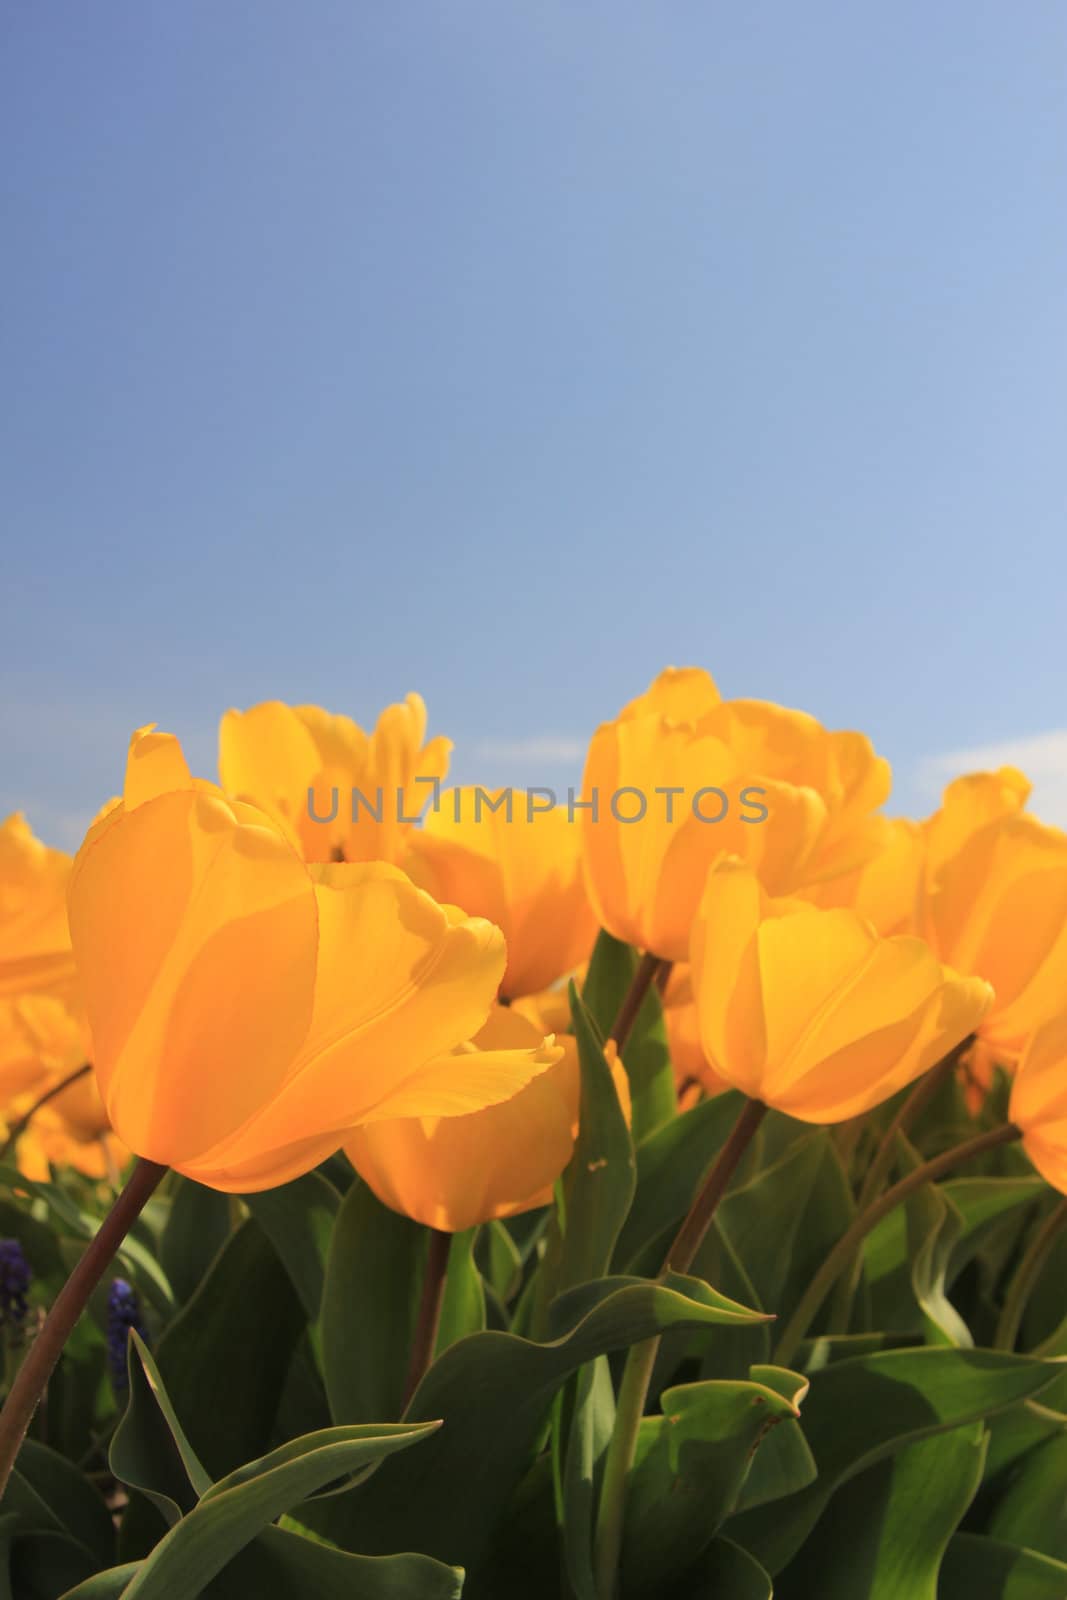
xmin=0 ymin=993 xmax=89 ymax=1110
xmin=580 ymin=668 xmax=890 ymax=962
xmin=660 ymin=965 xmax=726 ymax=1095
xmin=345 ymin=1006 xmax=573 ymax=1231
xmin=800 ymin=816 xmax=923 ymax=936
xmin=511 ymin=980 xmax=576 ymax=1037
xmin=1009 ymin=1014 xmax=1067 ymax=1195
xmin=689 ymin=859 xmax=992 ymax=1121
xmin=921 ymin=774 xmax=1067 ymax=1055
xmin=12 ymin=1117 xmax=128 ymax=1183
xmin=67 ymin=728 xmax=557 ymax=1192
xmin=345 ymin=1003 xmax=636 ymax=1231
xmin=218 ymin=694 xmax=451 ymax=865
xmin=923 ymin=767 xmax=1031 ymax=880
xmin=405 ymin=789 xmax=598 ymax=1000
xmin=0 ymin=815 xmax=77 ymax=999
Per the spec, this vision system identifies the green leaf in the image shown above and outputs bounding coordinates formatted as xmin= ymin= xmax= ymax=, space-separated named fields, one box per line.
xmin=242 ymin=1170 xmax=340 ymax=1321
xmin=557 ymin=984 xmax=635 ymax=1294
xmin=865 ymin=1178 xmax=1045 ymax=1320
xmin=559 ymin=1355 xmax=615 ymax=1600
xmin=100 ymin=1423 xmax=439 ymax=1600
xmin=197 ymin=1525 xmax=464 ymax=1599
xmin=939 ymin=1533 xmax=1067 ymax=1599
xmin=2 ymin=1440 xmax=114 ymax=1571
xmin=0 ymin=1513 xmax=17 ymax=1600
xmin=53 ymin=1564 xmax=141 ymax=1598
xmin=479 ymin=1220 xmax=522 ymax=1304
xmin=153 ymin=1218 xmax=305 ymax=1479
xmin=8 ymin=1528 xmax=95 ymax=1598
xmin=904 ymin=1176 xmax=971 ymax=1346
xmin=581 ymin=930 xmax=674 ymax=1140
xmin=0 ymin=1198 xmax=65 ymax=1283
xmin=981 ymin=1366 xmax=1067 ymax=1484
xmin=435 ymin=1229 xmax=486 ymax=1355
xmin=0 ymin=1166 xmax=173 ymax=1315
xmin=651 ymin=1215 xmax=771 ymax=1390
xmin=159 ymin=1179 xmax=232 ymax=1304
xmin=613 ymin=1091 xmax=749 ymax=1272
xmin=663 ymin=1536 xmax=773 ymax=1599
xmin=726 ymin=1346 xmax=1063 ymax=1574
xmin=320 ymin=1182 xmax=426 ymax=1424
xmin=716 ymin=1129 xmax=844 ymax=1316
xmin=110 ymin=1332 xmax=211 ymax=1527
xmin=775 ymin=1422 xmax=987 ymax=1598
xmin=303 ymin=1274 xmax=766 ymax=1579
xmin=622 ymin=1367 xmax=807 ymax=1594
xmin=987 ymin=1430 xmax=1067 ymax=1561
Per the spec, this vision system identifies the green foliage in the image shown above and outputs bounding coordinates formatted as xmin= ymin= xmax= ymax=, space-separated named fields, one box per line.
xmin=2 ymin=939 xmax=1065 ymax=1598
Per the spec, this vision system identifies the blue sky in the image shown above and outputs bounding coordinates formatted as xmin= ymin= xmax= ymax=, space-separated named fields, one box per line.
xmin=3 ymin=2 xmax=1065 ymax=847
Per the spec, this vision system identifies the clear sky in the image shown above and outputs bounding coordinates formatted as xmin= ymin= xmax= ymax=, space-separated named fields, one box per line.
xmin=3 ymin=2 xmax=1065 ymax=847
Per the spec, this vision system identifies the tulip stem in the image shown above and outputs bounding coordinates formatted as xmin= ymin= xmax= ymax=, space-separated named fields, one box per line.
xmin=0 ymin=1063 xmax=93 ymax=1161
xmin=401 ymin=1228 xmax=451 ymax=1411
xmin=608 ymin=952 xmax=667 ymax=1054
xmin=0 ymin=1157 xmax=166 ymax=1499
xmin=995 ymin=1195 xmax=1067 ymax=1351
xmin=773 ymin=1122 xmax=1022 ymax=1369
xmin=593 ymin=1095 xmax=767 ymax=1600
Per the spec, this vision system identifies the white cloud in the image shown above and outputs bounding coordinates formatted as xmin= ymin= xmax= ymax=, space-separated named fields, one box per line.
xmin=473 ymin=736 xmax=586 ymax=765
xmin=917 ymin=729 xmax=1067 ymax=827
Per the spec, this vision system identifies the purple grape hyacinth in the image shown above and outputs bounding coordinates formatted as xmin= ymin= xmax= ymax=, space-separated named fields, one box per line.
xmin=0 ymin=1239 xmax=31 ymax=1336
xmin=107 ymin=1277 xmax=146 ymax=1391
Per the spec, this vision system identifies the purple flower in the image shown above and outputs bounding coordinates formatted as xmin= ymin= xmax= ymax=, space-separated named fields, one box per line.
xmin=107 ymin=1277 xmax=146 ymax=1391
xmin=0 ymin=1238 xmax=31 ymax=1334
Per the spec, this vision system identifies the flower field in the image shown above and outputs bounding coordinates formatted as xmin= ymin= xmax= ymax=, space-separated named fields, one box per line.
xmin=1 ymin=666 xmax=1066 ymax=1598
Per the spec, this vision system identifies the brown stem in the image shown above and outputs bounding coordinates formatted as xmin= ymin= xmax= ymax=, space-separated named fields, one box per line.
xmin=401 ymin=1228 xmax=451 ymax=1411
xmin=0 ymin=1158 xmax=166 ymax=1498
xmin=1 ymin=1063 xmax=93 ymax=1161
xmin=608 ymin=952 xmax=668 ymax=1054
xmin=665 ymin=1097 xmax=768 ymax=1274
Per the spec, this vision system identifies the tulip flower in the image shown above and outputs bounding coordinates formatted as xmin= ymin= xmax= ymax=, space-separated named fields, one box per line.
xmin=345 ymin=1007 xmax=573 ymax=1231
xmin=0 ymin=993 xmax=122 ymax=1178
xmin=660 ymin=966 xmax=725 ymax=1095
xmin=799 ymin=816 xmax=923 ymax=937
xmin=689 ymin=859 xmax=992 ymax=1121
xmin=580 ymin=667 xmax=891 ymax=963
xmin=347 ymin=1002 xmax=637 ymax=1231
xmin=512 ymin=980 xmax=575 ymax=1037
xmin=923 ymin=767 xmax=1031 ymax=881
xmin=0 ymin=993 xmax=88 ymax=1106
xmin=921 ymin=773 xmax=1067 ymax=1056
xmin=0 ymin=815 xmax=77 ymax=999
xmin=218 ymin=694 xmax=451 ymax=866
xmin=405 ymin=789 xmax=597 ymax=1000
xmin=12 ymin=1112 xmax=128 ymax=1183
xmin=66 ymin=728 xmax=559 ymax=1192
xmin=1007 ymin=1013 xmax=1067 ymax=1195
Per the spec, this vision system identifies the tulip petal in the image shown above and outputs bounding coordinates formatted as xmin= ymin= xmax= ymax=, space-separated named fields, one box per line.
xmin=124 ymin=728 xmax=194 ymax=809
xmin=208 ymin=863 xmax=507 ymax=1157
xmin=68 ymin=788 xmax=319 ymax=1165
xmin=345 ymin=1011 xmax=574 ymax=1229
